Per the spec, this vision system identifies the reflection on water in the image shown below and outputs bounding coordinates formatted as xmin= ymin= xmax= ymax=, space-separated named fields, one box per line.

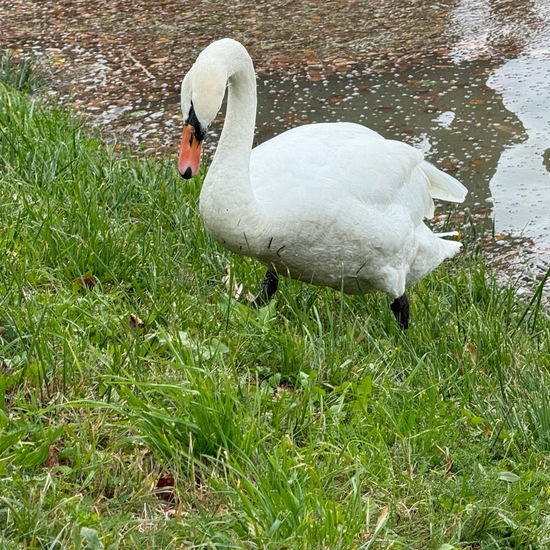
xmin=488 ymin=56 xmax=550 ymax=242
xmin=486 ymin=0 xmax=550 ymax=244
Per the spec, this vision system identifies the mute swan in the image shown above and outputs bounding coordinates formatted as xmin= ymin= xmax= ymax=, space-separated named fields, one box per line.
xmin=178 ymin=39 xmax=467 ymax=329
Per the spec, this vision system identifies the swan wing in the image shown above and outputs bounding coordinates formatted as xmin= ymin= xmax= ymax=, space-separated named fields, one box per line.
xmin=246 ymin=122 xmax=467 ymax=296
xmin=250 ymin=122 xmax=465 ymax=224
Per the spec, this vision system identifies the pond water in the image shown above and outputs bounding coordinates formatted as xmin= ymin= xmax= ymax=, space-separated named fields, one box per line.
xmin=485 ymin=1 xmax=550 ymax=248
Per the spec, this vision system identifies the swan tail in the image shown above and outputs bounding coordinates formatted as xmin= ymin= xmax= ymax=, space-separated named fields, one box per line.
xmin=421 ymin=161 xmax=468 ymax=203
xmin=408 ymin=226 xmax=463 ymax=286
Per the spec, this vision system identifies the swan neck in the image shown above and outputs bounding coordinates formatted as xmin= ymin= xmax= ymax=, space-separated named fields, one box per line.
xmin=209 ymin=51 xmax=257 ymax=181
xmin=199 ymin=43 xmax=263 ymax=252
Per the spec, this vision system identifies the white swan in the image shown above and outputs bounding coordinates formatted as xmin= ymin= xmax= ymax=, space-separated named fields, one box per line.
xmin=178 ymin=39 xmax=467 ymax=328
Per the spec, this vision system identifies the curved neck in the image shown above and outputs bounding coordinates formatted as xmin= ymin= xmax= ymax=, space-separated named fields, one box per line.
xmin=199 ymin=41 xmax=262 ymax=247
xmin=202 ymin=42 xmax=257 ymax=201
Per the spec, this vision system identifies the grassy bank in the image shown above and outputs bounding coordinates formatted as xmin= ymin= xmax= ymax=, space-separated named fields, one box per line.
xmin=1 ymin=56 xmax=549 ymax=549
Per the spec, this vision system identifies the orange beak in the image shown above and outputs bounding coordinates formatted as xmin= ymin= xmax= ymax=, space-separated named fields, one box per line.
xmin=178 ymin=123 xmax=203 ymax=179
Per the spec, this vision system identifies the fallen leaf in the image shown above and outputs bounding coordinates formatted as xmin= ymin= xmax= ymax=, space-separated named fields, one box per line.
xmin=435 ymin=444 xmax=454 ymax=475
xmin=494 ymin=123 xmax=520 ymax=134
xmin=156 ymin=473 xmax=176 ymax=503
xmin=468 ymin=158 xmax=485 ymax=166
xmin=129 ymin=313 xmax=145 ymax=331
xmin=45 ymin=445 xmax=60 ymax=467
xmin=328 ymin=94 xmax=345 ymax=103
xmin=275 ymin=385 xmax=294 ymax=396
xmin=73 ymin=274 xmax=98 ymax=290
xmin=45 ymin=445 xmax=69 ymax=467
xmin=439 ymin=160 xmax=459 ymax=171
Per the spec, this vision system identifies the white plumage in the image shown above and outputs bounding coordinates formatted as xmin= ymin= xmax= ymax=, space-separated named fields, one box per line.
xmin=178 ymin=39 xmax=467 ymax=328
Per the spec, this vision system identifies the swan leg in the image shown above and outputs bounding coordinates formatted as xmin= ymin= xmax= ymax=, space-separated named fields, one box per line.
xmin=390 ymin=293 xmax=410 ymax=330
xmin=251 ymin=270 xmax=279 ymax=308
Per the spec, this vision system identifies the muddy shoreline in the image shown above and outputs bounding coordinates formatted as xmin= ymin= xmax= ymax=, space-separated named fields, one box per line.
xmin=0 ymin=0 xmax=539 ymax=151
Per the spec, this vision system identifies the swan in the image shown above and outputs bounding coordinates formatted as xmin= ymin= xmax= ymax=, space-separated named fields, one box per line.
xmin=177 ymin=38 xmax=467 ymax=329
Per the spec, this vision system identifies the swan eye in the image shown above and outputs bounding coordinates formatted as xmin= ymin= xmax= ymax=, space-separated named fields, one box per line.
xmin=186 ymin=101 xmax=206 ymax=141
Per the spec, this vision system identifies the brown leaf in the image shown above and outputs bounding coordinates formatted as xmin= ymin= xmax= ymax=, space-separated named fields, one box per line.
xmin=328 ymin=94 xmax=345 ymax=104
xmin=73 ymin=275 xmax=98 ymax=290
xmin=45 ymin=445 xmax=60 ymax=467
xmin=494 ymin=123 xmax=520 ymax=134
xmin=129 ymin=313 xmax=145 ymax=331
xmin=439 ymin=160 xmax=459 ymax=171
xmin=156 ymin=473 xmax=176 ymax=503
xmin=468 ymin=158 xmax=485 ymax=166
xmin=275 ymin=385 xmax=294 ymax=399
xmin=435 ymin=444 xmax=453 ymax=475
xmin=45 ymin=445 xmax=69 ymax=468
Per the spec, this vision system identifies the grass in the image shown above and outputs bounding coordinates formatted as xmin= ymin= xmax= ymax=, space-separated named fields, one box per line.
xmin=1 ymin=54 xmax=550 ymax=549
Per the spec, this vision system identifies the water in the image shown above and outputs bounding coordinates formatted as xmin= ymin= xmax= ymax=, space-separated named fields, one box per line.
xmin=488 ymin=57 xmax=550 ymax=243
xmin=486 ymin=3 xmax=550 ymax=245
xmin=447 ymin=0 xmax=550 ymax=247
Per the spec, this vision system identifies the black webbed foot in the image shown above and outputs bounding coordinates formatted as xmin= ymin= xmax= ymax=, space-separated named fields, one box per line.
xmin=390 ymin=293 xmax=410 ymax=330
xmin=251 ymin=270 xmax=279 ymax=308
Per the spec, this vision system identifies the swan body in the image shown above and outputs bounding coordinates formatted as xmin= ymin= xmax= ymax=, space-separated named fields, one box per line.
xmin=178 ymin=39 xmax=467 ymax=327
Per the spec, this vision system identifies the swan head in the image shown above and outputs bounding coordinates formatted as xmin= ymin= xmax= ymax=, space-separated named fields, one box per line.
xmin=178 ymin=59 xmax=227 ymax=179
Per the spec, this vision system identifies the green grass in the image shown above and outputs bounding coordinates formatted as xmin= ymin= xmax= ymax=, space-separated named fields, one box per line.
xmin=1 ymin=60 xmax=550 ymax=549
xmin=0 ymin=51 xmax=41 ymax=94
